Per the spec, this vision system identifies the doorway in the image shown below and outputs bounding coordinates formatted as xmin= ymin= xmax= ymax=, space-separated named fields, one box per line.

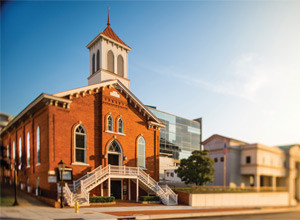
xmin=107 ymin=140 xmax=122 ymax=166
xmin=108 ymin=154 xmax=119 ymax=165
xmin=111 ymin=180 xmax=122 ymax=200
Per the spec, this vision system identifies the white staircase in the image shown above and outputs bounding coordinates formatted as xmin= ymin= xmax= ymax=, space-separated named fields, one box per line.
xmin=59 ymin=164 xmax=178 ymax=206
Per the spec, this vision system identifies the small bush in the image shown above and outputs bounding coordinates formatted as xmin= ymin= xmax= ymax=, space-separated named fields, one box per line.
xmin=89 ymin=196 xmax=115 ymax=203
xmin=140 ymin=196 xmax=160 ymax=202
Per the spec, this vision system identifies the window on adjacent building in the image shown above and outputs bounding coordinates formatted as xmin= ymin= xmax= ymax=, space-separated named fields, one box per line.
xmin=96 ymin=50 xmax=100 ymax=70
xmin=137 ymin=136 xmax=146 ymax=168
xmin=166 ymin=172 xmax=169 ymax=177
xmin=117 ymin=55 xmax=124 ymax=76
xmin=75 ymin=125 xmax=86 ymax=163
xmin=220 ymin=157 xmax=224 ymax=162
xmin=13 ymin=141 xmax=15 ymax=160
xmin=170 ymin=172 xmax=174 ymax=177
xmin=27 ymin=132 xmax=30 ymax=167
xmin=107 ymin=50 xmax=114 ymax=72
xmin=118 ymin=118 xmax=124 ymax=133
xmin=246 ymin=156 xmax=251 ymax=164
xmin=92 ymin=53 xmax=95 ymax=73
xmin=214 ymin=158 xmax=218 ymax=162
xmin=107 ymin=115 xmax=113 ymax=131
xmin=36 ymin=126 xmax=40 ymax=164
xmin=19 ymin=137 xmax=22 ymax=164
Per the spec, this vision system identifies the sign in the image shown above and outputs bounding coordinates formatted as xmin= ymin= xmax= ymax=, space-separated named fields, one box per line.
xmin=110 ymin=91 xmax=120 ymax=98
xmin=57 ymin=168 xmax=73 ymax=181
xmin=48 ymin=176 xmax=57 ymax=183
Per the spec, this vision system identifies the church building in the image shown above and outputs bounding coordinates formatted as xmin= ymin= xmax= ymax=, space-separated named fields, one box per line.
xmin=0 ymin=15 xmax=178 ymax=206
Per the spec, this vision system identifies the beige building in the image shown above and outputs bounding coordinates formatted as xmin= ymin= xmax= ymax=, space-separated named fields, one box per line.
xmin=203 ymin=134 xmax=300 ymax=205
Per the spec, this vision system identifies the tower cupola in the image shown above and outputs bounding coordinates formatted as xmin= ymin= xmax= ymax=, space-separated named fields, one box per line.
xmin=86 ymin=12 xmax=131 ymax=89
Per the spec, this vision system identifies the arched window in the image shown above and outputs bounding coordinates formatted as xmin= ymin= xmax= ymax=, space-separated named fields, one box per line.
xmin=27 ymin=132 xmax=30 ymax=167
xmin=36 ymin=126 xmax=40 ymax=164
xmin=117 ymin=55 xmax=124 ymax=77
xmin=75 ymin=125 xmax=86 ymax=163
xmin=96 ymin=50 xmax=100 ymax=70
xmin=13 ymin=141 xmax=15 ymax=160
xmin=19 ymin=137 xmax=22 ymax=164
xmin=118 ymin=118 xmax=124 ymax=133
xmin=107 ymin=50 xmax=114 ymax=72
xmin=108 ymin=140 xmax=121 ymax=153
xmin=137 ymin=136 xmax=146 ymax=168
xmin=107 ymin=115 xmax=113 ymax=131
xmin=92 ymin=53 xmax=95 ymax=73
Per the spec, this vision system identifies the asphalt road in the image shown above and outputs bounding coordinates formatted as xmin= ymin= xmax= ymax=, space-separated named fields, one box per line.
xmin=177 ymin=211 xmax=300 ymax=220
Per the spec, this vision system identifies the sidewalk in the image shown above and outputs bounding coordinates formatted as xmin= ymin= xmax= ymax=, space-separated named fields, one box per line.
xmin=1 ymin=204 xmax=300 ymax=220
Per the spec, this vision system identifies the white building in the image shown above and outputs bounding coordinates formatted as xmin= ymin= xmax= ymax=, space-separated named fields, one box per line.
xmin=203 ymin=134 xmax=300 ymax=205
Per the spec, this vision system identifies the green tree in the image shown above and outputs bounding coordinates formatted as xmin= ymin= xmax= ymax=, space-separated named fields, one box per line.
xmin=175 ymin=150 xmax=215 ymax=186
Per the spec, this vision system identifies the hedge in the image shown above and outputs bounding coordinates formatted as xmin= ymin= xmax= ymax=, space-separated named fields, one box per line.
xmin=89 ymin=196 xmax=115 ymax=203
xmin=140 ymin=196 xmax=160 ymax=201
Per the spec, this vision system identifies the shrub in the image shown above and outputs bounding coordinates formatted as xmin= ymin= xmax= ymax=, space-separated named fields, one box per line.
xmin=140 ymin=196 xmax=160 ymax=202
xmin=89 ymin=196 xmax=115 ymax=203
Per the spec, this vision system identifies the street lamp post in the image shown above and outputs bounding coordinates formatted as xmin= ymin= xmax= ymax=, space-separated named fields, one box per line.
xmin=13 ymin=161 xmax=19 ymax=206
xmin=58 ymin=160 xmax=65 ymax=208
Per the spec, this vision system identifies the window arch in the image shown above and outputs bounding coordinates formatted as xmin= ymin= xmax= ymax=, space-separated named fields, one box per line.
xmin=96 ymin=50 xmax=100 ymax=70
xmin=92 ymin=53 xmax=95 ymax=74
xmin=27 ymin=132 xmax=30 ymax=167
xmin=107 ymin=50 xmax=114 ymax=72
xmin=19 ymin=137 xmax=22 ymax=164
xmin=137 ymin=136 xmax=146 ymax=168
xmin=36 ymin=126 xmax=40 ymax=164
xmin=75 ymin=125 xmax=86 ymax=163
xmin=118 ymin=117 xmax=124 ymax=133
xmin=107 ymin=115 xmax=113 ymax=131
xmin=117 ymin=55 xmax=124 ymax=77
xmin=108 ymin=140 xmax=122 ymax=153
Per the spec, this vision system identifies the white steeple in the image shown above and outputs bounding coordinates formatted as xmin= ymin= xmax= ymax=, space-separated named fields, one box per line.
xmin=86 ymin=12 xmax=131 ymax=89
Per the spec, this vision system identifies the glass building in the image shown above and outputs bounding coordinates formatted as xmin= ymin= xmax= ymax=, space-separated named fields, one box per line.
xmin=148 ymin=107 xmax=202 ymax=164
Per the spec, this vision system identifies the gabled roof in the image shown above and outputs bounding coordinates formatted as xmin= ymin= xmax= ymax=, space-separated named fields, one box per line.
xmin=0 ymin=94 xmax=71 ymax=135
xmin=202 ymin=134 xmax=248 ymax=145
xmin=53 ymin=80 xmax=164 ymax=128
xmin=100 ymin=26 xmax=130 ymax=49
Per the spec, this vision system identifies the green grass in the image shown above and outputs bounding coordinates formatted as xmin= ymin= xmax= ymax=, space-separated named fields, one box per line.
xmin=0 ymin=195 xmax=14 ymax=206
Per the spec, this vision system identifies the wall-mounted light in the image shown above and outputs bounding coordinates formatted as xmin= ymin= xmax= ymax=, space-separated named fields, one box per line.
xmin=104 ymin=154 xmax=107 ymax=159
xmin=123 ymin=156 xmax=127 ymax=161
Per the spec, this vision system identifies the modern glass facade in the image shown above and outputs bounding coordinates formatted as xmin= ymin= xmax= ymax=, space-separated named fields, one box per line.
xmin=148 ymin=107 xmax=202 ymax=162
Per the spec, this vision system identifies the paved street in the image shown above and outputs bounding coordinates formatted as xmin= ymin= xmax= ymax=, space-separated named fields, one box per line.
xmin=179 ymin=211 xmax=300 ymax=220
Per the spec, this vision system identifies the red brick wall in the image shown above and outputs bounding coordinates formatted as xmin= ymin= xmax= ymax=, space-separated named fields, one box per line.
xmin=175 ymin=190 xmax=190 ymax=205
xmin=1 ymin=84 xmax=160 ymax=198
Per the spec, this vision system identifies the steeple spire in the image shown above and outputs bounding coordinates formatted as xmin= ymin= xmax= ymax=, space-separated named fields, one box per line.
xmin=107 ymin=7 xmax=110 ymax=26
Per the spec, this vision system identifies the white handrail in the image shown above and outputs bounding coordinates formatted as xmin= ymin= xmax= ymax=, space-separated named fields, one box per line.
xmin=64 ymin=183 xmax=73 ymax=205
xmin=62 ymin=164 xmax=177 ymax=206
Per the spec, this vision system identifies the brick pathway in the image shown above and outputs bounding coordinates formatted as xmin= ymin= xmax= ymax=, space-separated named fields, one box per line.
xmin=103 ymin=207 xmax=253 ymax=217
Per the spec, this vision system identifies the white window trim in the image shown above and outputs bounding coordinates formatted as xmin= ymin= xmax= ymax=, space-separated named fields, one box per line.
xmin=105 ymin=130 xmax=126 ymax=136
xmin=107 ymin=115 xmax=114 ymax=131
xmin=74 ymin=125 xmax=87 ymax=164
xmin=27 ymin=132 xmax=30 ymax=168
xmin=137 ymin=136 xmax=146 ymax=169
xmin=71 ymin=162 xmax=90 ymax=166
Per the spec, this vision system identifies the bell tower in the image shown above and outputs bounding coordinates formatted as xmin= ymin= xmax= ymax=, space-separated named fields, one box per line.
xmin=86 ymin=12 xmax=131 ymax=89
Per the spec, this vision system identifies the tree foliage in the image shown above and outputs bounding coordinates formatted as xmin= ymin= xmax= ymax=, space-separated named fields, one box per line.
xmin=175 ymin=150 xmax=215 ymax=186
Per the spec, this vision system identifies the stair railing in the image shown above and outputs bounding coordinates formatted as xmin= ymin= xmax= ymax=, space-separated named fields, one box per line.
xmin=64 ymin=183 xmax=74 ymax=205
xmin=80 ymin=180 xmax=89 ymax=205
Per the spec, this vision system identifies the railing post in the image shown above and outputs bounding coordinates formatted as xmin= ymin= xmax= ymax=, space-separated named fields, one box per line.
xmin=73 ymin=181 xmax=75 ymax=191
xmin=124 ymin=165 xmax=126 ymax=174
xmin=108 ymin=164 xmax=111 ymax=174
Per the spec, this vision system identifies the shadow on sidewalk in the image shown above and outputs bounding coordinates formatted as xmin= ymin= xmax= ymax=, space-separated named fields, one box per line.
xmin=0 ymin=182 xmax=49 ymax=207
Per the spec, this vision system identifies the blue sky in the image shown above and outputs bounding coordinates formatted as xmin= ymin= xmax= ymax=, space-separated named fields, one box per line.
xmin=1 ymin=1 xmax=300 ymax=146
